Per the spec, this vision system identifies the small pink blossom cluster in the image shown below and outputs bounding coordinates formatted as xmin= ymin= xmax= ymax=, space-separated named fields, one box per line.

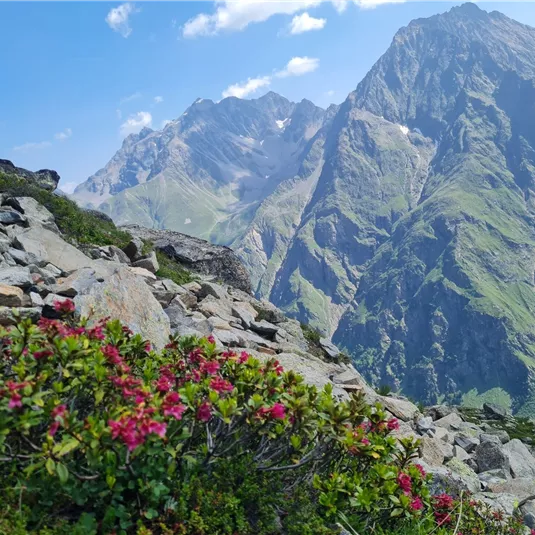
xmin=398 ymin=467 xmax=426 ymax=512
xmin=2 ymin=380 xmax=29 ymax=409
xmin=257 ymin=402 xmax=286 ymax=420
xmin=37 ymin=315 xmax=107 ymax=341
xmin=433 ymin=493 xmax=454 ymax=525
xmin=109 ymin=407 xmax=167 ymax=451
xmin=102 ymin=344 xmax=131 ymax=374
xmin=48 ymin=404 xmax=68 ymax=437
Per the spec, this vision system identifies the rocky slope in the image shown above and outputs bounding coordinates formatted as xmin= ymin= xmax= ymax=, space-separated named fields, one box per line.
xmin=6 ymin=167 xmax=535 ymax=528
xmin=73 ymin=3 xmax=535 ymax=412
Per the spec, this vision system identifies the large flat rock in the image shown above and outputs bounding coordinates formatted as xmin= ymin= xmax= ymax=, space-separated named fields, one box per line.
xmin=74 ymin=267 xmax=171 ymax=350
xmin=14 ymin=227 xmax=94 ymax=272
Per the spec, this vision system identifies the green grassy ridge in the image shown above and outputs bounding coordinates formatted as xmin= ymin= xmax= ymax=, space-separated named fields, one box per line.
xmin=0 ymin=172 xmax=131 ymax=248
xmin=0 ymin=172 xmax=194 ymax=286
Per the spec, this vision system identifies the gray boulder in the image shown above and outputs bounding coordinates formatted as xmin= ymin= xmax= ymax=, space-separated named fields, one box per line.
xmin=434 ymin=412 xmax=464 ymax=431
xmin=231 ymin=302 xmax=257 ymax=328
xmin=417 ymin=416 xmax=436 ymax=434
xmin=74 ymin=267 xmax=171 ymax=350
xmin=7 ymin=197 xmax=58 ymax=232
xmin=420 ymin=459 xmax=480 ymax=496
xmin=375 ymin=395 xmax=420 ymax=422
xmin=250 ymin=320 xmax=279 ymax=336
xmin=0 ymin=306 xmax=41 ymax=325
xmin=199 ymin=281 xmax=228 ymax=301
xmin=0 ymin=208 xmax=27 ymax=225
xmin=53 ymin=268 xmax=99 ymax=297
xmin=320 ymin=338 xmax=340 ymax=359
xmin=478 ymin=469 xmax=509 ymax=487
xmin=475 ymin=440 xmax=510 ymax=473
xmin=483 ymin=403 xmax=509 ymax=420
xmin=14 ymin=227 xmax=94 ymax=273
xmin=503 ymin=439 xmax=535 ymax=478
xmin=0 ymin=266 xmax=32 ymax=288
xmin=132 ymin=251 xmax=159 ymax=273
xmin=454 ymin=434 xmax=480 ymax=453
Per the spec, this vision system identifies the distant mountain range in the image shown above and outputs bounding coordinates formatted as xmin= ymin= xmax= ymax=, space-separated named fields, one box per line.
xmin=73 ymin=3 xmax=535 ymax=413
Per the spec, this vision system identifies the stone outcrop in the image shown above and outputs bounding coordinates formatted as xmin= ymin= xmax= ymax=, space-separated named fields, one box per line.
xmin=0 ymin=159 xmax=60 ymax=191
xmin=122 ymin=225 xmax=252 ymax=293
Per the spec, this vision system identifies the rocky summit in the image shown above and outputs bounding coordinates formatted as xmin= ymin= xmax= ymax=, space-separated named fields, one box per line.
xmin=70 ymin=3 xmax=535 ymax=413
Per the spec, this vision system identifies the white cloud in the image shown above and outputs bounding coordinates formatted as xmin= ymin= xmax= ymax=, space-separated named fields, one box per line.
xmin=222 ymin=76 xmax=271 ymax=99
xmin=331 ymin=0 xmax=349 ymax=11
xmin=276 ymin=57 xmax=319 ymax=78
xmin=154 ymin=96 xmax=164 ymax=104
xmin=116 ymin=109 xmax=122 ymax=119
xmin=358 ymin=0 xmax=405 ymax=8
xmin=161 ymin=119 xmax=172 ymax=128
xmin=290 ymin=12 xmax=326 ymax=34
xmin=222 ymin=56 xmax=319 ymax=100
xmin=326 ymin=90 xmax=335 ymax=96
xmin=12 ymin=141 xmax=52 ymax=152
xmin=59 ymin=182 xmax=79 ymax=194
xmin=106 ymin=3 xmax=138 ymax=38
xmin=183 ymin=1 xmax=321 ymax=37
xmin=119 ymin=92 xmax=141 ymax=105
xmin=120 ymin=111 xmax=152 ymax=137
xmin=54 ymin=128 xmax=72 ymax=141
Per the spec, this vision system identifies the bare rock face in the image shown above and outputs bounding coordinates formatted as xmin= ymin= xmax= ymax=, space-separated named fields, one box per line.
xmin=0 ymin=159 xmax=59 ymax=191
xmin=74 ymin=266 xmax=171 ymax=350
xmin=122 ymin=225 xmax=251 ymax=293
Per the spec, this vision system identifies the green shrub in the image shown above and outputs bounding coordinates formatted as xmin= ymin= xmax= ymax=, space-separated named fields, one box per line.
xmin=0 ymin=172 xmax=130 ymax=248
xmin=0 ymin=304 xmax=430 ymax=534
xmin=376 ymin=384 xmax=392 ymax=396
xmin=300 ymin=322 xmax=322 ymax=345
xmin=155 ymin=250 xmax=194 ymax=286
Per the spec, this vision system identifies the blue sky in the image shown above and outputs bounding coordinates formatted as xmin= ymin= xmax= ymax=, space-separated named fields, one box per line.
xmin=2 ymin=1 xmax=535 ymax=193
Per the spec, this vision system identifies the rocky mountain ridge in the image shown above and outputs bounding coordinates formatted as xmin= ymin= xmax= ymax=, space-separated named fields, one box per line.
xmin=4 ymin=164 xmax=535 ymax=528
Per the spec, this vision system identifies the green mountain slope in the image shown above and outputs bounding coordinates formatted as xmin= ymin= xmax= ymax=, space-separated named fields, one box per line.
xmin=334 ymin=3 xmax=535 ymax=412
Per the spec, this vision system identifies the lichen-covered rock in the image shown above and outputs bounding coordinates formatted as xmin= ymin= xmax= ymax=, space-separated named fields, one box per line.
xmin=420 ymin=459 xmax=480 ymax=496
xmin=475 ymin=441 xmax=511 ymax=473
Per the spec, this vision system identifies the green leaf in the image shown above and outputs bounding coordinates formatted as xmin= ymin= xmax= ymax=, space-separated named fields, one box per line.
xmin=45 ymin=457 xmax=56 ymax=475
xmin=55 ymin=438 xmax=80 ymax=457
xmin=56 ymin=462 xmax=69 ymax=483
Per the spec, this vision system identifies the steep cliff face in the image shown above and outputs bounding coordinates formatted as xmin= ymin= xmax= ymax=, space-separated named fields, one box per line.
xmin=333 ymin=3 xmax=535 ymax=411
